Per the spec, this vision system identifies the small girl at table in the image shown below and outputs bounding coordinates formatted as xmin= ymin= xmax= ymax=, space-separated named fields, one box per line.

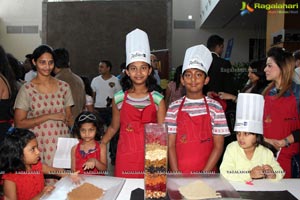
xmin=0 ymin=128 xmax=80 ymax=200
xmin=71 ymin=111 xmax=107 ymax=175
xmin=220 ymin=93 xmax=285 ymax=182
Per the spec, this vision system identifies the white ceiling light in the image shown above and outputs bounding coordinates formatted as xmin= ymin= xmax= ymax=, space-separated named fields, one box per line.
xmin=188 ymin=15 xmax=193 ymax=20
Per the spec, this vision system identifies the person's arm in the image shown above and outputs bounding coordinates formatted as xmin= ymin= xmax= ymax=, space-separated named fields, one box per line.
xmin=42 ymin=164 xmax=81 ymax=184
xmin=4 ymin=179 xmax=55 ymax=200
xmin=164 ymin=84 xmax=171 ymax=109
xmin=31 ymin=186 xmax=55 ymax=200
xmin=90 ymin=79 xmax=97 ymax=103
xmin=268 ymin=133 xmax=296 ymax=150
xmin=168 ymin=134 xmax=179 ymax=172
xmin=263 ymin=149 xmax=285 ymax=180
xmin=0 ymin=76 xmax=9 ymax=99
xmin=101 ymin=99 xmax=120 ymax=145
xmin=65 ymin=106 xmax=73 ymax=127
xmin=250 ymin=166 xmax=265 ymax=179
xmin=3 ymin=180 xmax=17 ymax=200
xmin=86 ymin=104 xmax=94 ymax=112
xmin=99 ymin=142 xmax=107 ymax=171
xmin=85 ymin=95 xmax=94 ymax=112
xmin=202 ymin=135 xmax=224 ymax=172
xmin=14 ymin=108 xmax=66 ymax=129
xmin=218 ymin=92 xmax=237 ymax=102
xmin=71 ymin=145 xmax=76 ymax=172
xmin=157 ymin=98 xmax=166 ymax=124
xmin=42 ymin=164 xmax=65 ymax=177
xmin=92 ymin=92 xmax=96 ymax=103
xmin=82 ymin=144 xmax=107 ymax=172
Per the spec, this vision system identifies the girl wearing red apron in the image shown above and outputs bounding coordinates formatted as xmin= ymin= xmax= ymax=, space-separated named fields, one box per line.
xmin=71 ymin=111 xmax=107 ymax=175
xmin=166 ymin=45 xmax=230 ymax=174
xmin=263 ymin=47 xmax=300 ymax=178
xmin=101 ymin=29 xmax=166 ymax=178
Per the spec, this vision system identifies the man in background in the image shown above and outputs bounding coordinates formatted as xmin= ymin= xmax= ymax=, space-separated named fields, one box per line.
xmin=53 ymin=48 xmax=86 ymax=121
xmin=91 ymin=60 xmax=121 ymax=165
xmin=205 ymin=34 xmax=235 ymax=97
xmin=24 ymin=54 xmax=37 ymax=82
xmin=151 ymin=54 xmax=161 ymax=86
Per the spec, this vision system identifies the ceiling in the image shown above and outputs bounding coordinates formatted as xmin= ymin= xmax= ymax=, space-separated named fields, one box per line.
xmin=200 ymin=0 xmax=268 ymax=29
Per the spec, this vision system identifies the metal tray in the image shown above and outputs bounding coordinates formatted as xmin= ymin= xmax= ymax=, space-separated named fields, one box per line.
xmin=41 ymin=175 xmax=125 ymax=200
xmin=167 ymin=174 xmax=241 ymax=199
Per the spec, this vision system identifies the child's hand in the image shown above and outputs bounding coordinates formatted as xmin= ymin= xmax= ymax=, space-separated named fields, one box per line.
xmin=42 ymin=185 xmax=55 ymax=195
xmin=274 ymin=139 xmax=286 ymax=148
xmin=83 ymin=158 xmax=96 ymax=170
xmin=262 ymin=165 xmax=276 ymax=179
xmin=69 ymin=170 xmax=82 ymax=185
xmin=265 ymin=138 xmax=281 ymax=150
xmin=50 ymin=112 xmax=66 ymax=122
xmin=207 ymin=91 xmax=217 ymax=98
xmin=250 ymin=166 xmax=264 ymax=179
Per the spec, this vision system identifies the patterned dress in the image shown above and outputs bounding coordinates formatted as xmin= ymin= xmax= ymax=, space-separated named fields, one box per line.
xmin=14 ymin=80 xmax=74 ymax=166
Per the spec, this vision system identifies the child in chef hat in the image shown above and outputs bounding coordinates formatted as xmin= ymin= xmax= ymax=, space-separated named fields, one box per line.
xmin=165 ymin=44 xmax=230 ymax=174
xmin=220 ymin=93 xmax=285 ymax=182
xmin=101 ymin=28 xmax=166 ymax=178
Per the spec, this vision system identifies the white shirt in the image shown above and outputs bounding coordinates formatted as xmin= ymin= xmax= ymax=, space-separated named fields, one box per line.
xmin=293 ymin=68 xmax=300 ymax=84
xmin=154 ymin=69 xmax=161 ymax=85
xmin=24 ymin=70 xmax=37 ymax=82
xmin=91 ymin=75 xmax=121 ymax=108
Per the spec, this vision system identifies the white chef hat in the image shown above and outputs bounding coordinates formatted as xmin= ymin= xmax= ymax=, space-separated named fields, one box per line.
xmin=126 ymin=28 xmax=151 ymax=67
xmin=234 ymin=93 xmax=265 ymax=134
xmin=182 ymin=44 xmax=212 ymax=74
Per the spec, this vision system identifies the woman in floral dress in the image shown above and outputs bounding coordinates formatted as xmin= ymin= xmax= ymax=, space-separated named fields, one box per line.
xmin=14 ymin=45 xmax=74 ymax=168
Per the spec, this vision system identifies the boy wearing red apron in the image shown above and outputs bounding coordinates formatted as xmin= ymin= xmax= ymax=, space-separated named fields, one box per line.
xmin=165 ymin=45 xmax=230 ymax=174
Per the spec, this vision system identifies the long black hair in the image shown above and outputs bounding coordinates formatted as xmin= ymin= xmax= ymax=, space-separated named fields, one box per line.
xmin=242 ymin=59 xmax=270 ymax=94
xmin=32 ymin=44 xmax=55 ymax=63
xmin=80 ymin=76 xmax=93 ymax=97
xmin=72 ymin=111 xmax=104 ymax=141
xmin=0 ymin=46 xmax=18 ymax=99
xmin=248 ymin=133 xmax=277 ymax=157
xmin=120 ymin=63 xmax=157 ymax=92
xmin=263 ymin=47 xmax=294 ymax=98
xmin=0 ymin=128 xmax=36 ymax=173
xmin=174 ymin=65 xmax=183 ymax=90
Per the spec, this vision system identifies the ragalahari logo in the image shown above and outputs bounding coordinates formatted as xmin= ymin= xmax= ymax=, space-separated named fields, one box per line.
xmin=240 ymin=1 xmax=254 ymax=16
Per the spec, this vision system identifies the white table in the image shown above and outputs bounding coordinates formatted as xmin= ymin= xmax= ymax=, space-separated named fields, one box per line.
xmin=117 ymin=178 xmax=300 ymax=200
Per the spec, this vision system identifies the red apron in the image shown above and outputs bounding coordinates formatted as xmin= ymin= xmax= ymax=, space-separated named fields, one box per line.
xmin=75 ymin=140 xmax=103 ymax=175
xmin=176 ymin=97 xmax=214 ymax=173
xmin=263 ymin=91 xmax=300 ymax=178
xmin=115 ymin=91 xmax=157 ymax=178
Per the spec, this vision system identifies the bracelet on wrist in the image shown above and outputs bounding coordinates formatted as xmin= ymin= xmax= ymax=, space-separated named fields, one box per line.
xmin=284 ymin=138 xmax=290 ymax=147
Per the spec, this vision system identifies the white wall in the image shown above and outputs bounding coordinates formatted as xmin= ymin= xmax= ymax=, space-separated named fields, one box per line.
xmin=0 ymin=0 xmax=42 ymax=61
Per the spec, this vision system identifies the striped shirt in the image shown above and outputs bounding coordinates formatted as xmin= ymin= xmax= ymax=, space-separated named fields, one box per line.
xmin=165 ymin=96 xmax=230 ymax=135
xmin=114 ymin=90 xmax=164 ymax=111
